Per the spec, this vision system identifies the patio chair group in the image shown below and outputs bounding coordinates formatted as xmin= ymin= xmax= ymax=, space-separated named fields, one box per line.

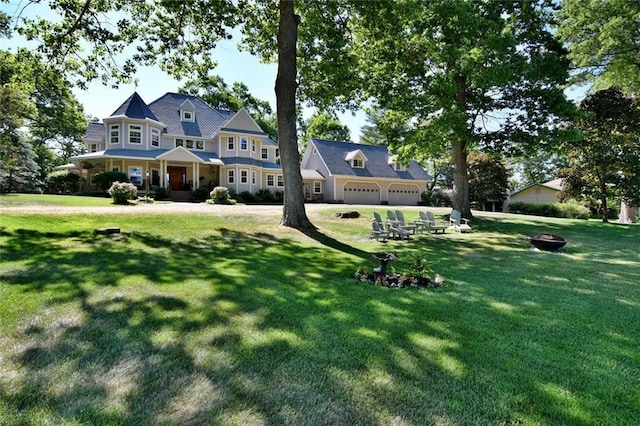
xmin=370 ymin=209 xmax=470 ymax=242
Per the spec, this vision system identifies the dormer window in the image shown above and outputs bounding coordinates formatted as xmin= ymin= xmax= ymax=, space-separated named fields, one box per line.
xmin=388 ymin=155 xmax=406 ymax=171
xmin=345 ymin=149 xmax=367 ymax=169
xmin=179 ymin=99 xmax=196 ymax=122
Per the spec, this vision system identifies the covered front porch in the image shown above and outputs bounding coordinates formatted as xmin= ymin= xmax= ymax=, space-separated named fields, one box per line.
xmin=72 ymin=147 xmax=224 ymax=200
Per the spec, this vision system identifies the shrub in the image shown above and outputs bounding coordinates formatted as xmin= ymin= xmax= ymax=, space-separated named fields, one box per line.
xmin=153 ymin=187 xmax=170 ymax=201
xmin=191 ymin=187 xmax=210 ymax=202
xmin=45 ymin=170 xmax=83 ymax=194
xmin=256 ymin=188 xmax=276 ymax=202
xmin=93 ymin=171 xmax=129 ymax=190
xmin=210 ymin=186 xmax=231 ymax=204
xmin=107 ymin=181 xmax=137 ymax=204
xmin=237 ymin=191 xmax=256 ymax=203
xmin=508 ymin=202 xmax=590 ymax=219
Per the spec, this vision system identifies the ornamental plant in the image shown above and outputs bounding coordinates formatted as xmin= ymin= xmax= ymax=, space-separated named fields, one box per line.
xmin=210 ymin=186 xmax=231 ymax=204
xmin=108 ymin=181 xmax=137 ymax=204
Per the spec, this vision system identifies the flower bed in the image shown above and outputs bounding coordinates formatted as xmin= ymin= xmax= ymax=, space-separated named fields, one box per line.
xmin=354 ymin=268 xmax=445 ymax=289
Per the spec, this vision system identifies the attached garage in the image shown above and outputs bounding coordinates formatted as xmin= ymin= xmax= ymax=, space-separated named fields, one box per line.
xmin=343 ymin=182 xmax=380 ymax=204
xmin=388 ymin=184 xmax=421 ymax=205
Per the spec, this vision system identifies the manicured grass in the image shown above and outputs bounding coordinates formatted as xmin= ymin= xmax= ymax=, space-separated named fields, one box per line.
xmin=1 ymin=198 xmax=639 ymax=425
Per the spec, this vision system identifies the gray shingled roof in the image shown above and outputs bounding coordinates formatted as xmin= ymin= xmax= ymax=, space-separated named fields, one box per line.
xmin=224 ymin=157 xmax=281 ymax=169
xmin=110 ymin=92 xmax=159 ymax=121
xmin=311 ymin=139 xmax=428 ymax=180
xmin=148 ymin=92 xmax=234 ymax=138
xmin=84 ymin=122 xmax=105 ymax=142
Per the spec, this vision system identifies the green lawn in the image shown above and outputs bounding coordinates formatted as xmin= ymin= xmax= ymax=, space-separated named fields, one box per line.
xmin=1 ymin=196 xmax=639 ymax=425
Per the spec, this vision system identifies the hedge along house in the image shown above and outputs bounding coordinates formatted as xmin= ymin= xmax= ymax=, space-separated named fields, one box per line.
xmin=300 ymin=139 xmax=429 ymax=205
xmin=72 ymin=92 xmax=281 ymax=200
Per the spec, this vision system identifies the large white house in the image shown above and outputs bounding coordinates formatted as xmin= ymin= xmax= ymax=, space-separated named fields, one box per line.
xmin=71 ymin=92 xmax=281 ymax=200
xmin=73 ymin=92 xmax=429 ymax=205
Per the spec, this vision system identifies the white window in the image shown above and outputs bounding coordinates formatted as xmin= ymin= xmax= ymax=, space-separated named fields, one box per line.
xmin=109 ymin=125 xmax=119 ymax=144
xmin=129 ymin=125 xmax=142 ymax=144
xmin=182 ymin=111 xmax=193 ymax=121
xmin=129 ymin=166 xmax=143 ymax=186
xmin=251 ymin=171 xmax=256 ymax=185
xmin=252 ymin=139 xmax=257 ymax=152
xmin=240 ymin=170 xmax=248 ymax=184
xmin=196 ymin=140 xmax=204 ymax=150
xmin=175 ymin=138 xmax=184 ymax=147
xmin=240 ymin=137 xmax=248 ymax=150
xmin=393 ymin=163 xmax=406 ymax=171
xmin=151 ymin=128 xmax=160 ymax=147
xmin=261 ymin=148 xmax=268 ymax=159
xmin=277 ymin=175 xmax=284 ymax=187
xmin=186 ymin=139 xmax=194 ymax=149
xmin=89 ymin=143 xmax=97 ymax=153
xmin=267 ymin=174 xmax=274 ymax=187
xmin=228 ymin=170 xmax=235 ymax=184
xmin=314 ymin=181 xmax=322 ymax=194
xmin=112 ymin=167 xmax=120 ymax=172
xmin=352 ymin=158 xmax=364 ymax=168
xmin=228 ymin=137 xmax=234 ymax=150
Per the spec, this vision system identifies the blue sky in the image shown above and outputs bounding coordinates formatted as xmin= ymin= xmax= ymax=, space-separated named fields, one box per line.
xmin=1 ymin=1 xmax=367 ymax=141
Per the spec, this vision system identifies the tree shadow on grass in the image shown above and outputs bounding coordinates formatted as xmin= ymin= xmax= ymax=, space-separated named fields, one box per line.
xmin=1 ymin=220 xmax=638 ymax=424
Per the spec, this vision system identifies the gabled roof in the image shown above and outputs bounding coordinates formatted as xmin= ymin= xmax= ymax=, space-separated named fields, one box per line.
xmin=345 ymin=149 xmax=368 ymax=162
xmin=84 ymin=122 xmax=105 ymax=142
xmin=309 ymin=139 xmax=428 ymax=180
xmin=147 ymin=92 xmax=235 ymax=138
xmin=511 ymin=178 xmax=564 ymax=197
xmin=110 ymin=92 xmax=159 ymax=121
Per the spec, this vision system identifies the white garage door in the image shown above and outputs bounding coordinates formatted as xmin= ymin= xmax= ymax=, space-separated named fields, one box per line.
xmin=343 ymin=183 xmax=380 ymax=204
xmin=388 ymin=185 xmax=420 ymax=205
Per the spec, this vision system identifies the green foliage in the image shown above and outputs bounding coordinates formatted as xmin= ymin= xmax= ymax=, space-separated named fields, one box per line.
xmin=508 ymin=202 xmax=590 ymax=219
xmin=560 ymin=88 xmax=640 ymax=221
xmin=107 ymin=181 xmax=137 ymax=204
xmin=353 ymin=0 xmax=575 ymax=214
xmin=359 ymin=108 xmax=410 ymax=147
xmin=300 ymin=112 xmax=351 ymax=150
xmin=153 ymin=187 xmax=170 ymax=201
xmin=210 ymin=186 xmax=231 ymax=204
xmin=190 ymin=187 xmax=210 ymax=202
xmin=236 ymin=191 xmax=256 ymax=203
xmin=256 ymin=188 xmax=276 ymax=203
xmin=45 ymin=170 xmax=83 ymax=194
xmin=0 ymin=133 xmax=41 ymax=194
xmin=556 ymin=0 xmax=640 ymax=95
xmin=468 ymin=152 xmax=510 ymax=207
xmin=92 ymin=171 xmax=129 ymax=191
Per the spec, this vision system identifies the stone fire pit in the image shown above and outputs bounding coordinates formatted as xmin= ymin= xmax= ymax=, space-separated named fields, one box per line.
xmin=528 ymin=233 xmax=567 ymax=251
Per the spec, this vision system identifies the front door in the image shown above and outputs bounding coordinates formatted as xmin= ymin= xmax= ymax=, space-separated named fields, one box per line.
xmin=167 ymin=166 xmax=187 ymax=191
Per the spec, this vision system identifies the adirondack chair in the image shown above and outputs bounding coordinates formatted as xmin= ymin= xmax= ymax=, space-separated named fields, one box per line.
xmin=394 ymin=210 xmax=418 ymax=234
xmin=425 ymin=211 xmax=447 ymax=234
xmin=449 ymin=209 xmax=472 ymax=233
xmin=370 ymin=221 xmax=389 ymax=242
xmin=384 ymin=210 xmax=411 ymax=240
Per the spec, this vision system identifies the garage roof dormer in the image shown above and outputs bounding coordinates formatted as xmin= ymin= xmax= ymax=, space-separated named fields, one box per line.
xmin=179 ymin=99 xmax=196 ymax=122
xmin=345 ymin=149 xmax=368 ymax=169
xmin=388 ymin=155 xmax=407 ymax=171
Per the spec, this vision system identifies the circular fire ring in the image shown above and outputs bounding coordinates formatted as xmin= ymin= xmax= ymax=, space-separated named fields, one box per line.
xmin=528 ymin=233 xmax=567 ymax=251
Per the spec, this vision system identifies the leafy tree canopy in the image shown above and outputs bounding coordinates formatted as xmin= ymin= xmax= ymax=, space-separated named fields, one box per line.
xmin=353 ymin=0 xmax=575 ymax=216
xmin=300 ymin=112 xmax=350 ymax=150
xmin=359 ymin=108 xmax=410 ymax=147
xmin=556 ymin=0 xmax=640 ymax=96
xmin=560 ymin=88 xmax=640 ymax=221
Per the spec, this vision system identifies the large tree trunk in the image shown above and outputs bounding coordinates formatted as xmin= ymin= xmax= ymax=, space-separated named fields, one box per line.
xmin=452 ymin=74 xmax=472 ymax=218
xmin=276 ymin=0 xmax=313 ymax=230
xmin=452 ymin=139 xmax=471 ymax=217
